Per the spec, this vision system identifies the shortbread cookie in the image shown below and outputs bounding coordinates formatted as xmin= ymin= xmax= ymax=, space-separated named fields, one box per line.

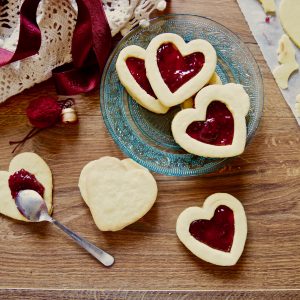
xmin=176 ymin=193 xmax=247 ymax=266
xmin=259 ymin=0 xmax=276 ymax=14
xmin=79 ymin=157 xmax=157 ymax=231
xmin=172 ymin=83 xmax=250 ymax=158
xmin=145 ymin=33 xmax=217 ymax=107
xmin=116 ymin=45 xmax=169 ymax=114
xmin=279 ymin=0 xmax=300 ymax=48
xmin=0 ymin=153 xmax=53 ymax=221
xmin=273 ymin=34 xmax=299 ymax=89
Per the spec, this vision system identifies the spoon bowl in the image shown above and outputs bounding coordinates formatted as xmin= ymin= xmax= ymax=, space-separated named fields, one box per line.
xmin=16 ymin=190 xmax=50 ymax=222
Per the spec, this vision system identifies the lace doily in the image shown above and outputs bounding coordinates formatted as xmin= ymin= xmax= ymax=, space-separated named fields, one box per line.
xmin=0 ymin=0 xmax=167 ymax=103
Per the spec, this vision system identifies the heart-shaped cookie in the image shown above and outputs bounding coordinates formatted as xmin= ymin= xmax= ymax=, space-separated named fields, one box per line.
xmin=116 ymin=45 xmax=169 ymax=114
xmin=172 ymin=83 xmax=250 ymax=158
xmin=145 ymin=33 xmax=217 ymax=107
xmin=0 ymin=152 xmax=53 ymax=221
xmin=78 ymin=156 xmax=157 ymax=231
xmin=176 ymin=193 xmax=247 ymax=266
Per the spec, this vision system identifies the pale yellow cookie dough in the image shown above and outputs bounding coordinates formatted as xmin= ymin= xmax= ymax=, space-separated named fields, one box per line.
xmin=208 ymin=72 xmax=222 ymax=85
xmin=172 ymin=83 xmax=250 ymax=158
xmin=0 ymin=152 xmax=53 ymax=221
xmin=116 ymin=45 xmax=169 ymax=114
xmin=295 ymin=94 xmax=300 ymax=117
xmin=259 ymin=0 xmax=276 ymax=13
xmin=79 ymin=157 xmax=157 ymax=231
xmin=176 ymin=193 xmax=247 ymax=266
xmin=145 ymin=33 xmax=217 ymax=107
xmin=180 ymin=72 xmax=222 ymax=110
xmin=273 ymin=34 xmax=299 ymax=89
xmin=279 ymin=0 xmax=300 ymax=48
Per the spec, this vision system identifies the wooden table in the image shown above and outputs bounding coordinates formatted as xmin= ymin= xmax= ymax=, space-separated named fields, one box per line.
xmin=0 ymin=0 xmax=299 ymax=299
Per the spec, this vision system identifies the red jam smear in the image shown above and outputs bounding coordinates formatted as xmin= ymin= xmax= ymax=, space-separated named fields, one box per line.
xmin=157 ymin=43 xmax=205 ymax=93
xmin=189 ymin=205 xmax=234 ymax=252
xmin=126 ymin=57 xmax=156 ymax=98
xmin=186 ymin=101 xmax=234 ymax=146
xmin=8 ymin=169 xmax=45 ymax=199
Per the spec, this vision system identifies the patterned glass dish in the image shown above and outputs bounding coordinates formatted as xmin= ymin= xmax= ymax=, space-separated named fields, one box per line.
xmin=100 ymin=14 xmax=263 ymax=176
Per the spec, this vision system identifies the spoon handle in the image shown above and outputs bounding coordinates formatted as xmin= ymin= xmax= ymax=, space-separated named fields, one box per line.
xmin=51 ymin=218 xmax=114 ymax=267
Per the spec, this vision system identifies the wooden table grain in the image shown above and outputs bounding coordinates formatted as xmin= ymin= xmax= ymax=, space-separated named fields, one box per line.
xmin=0 ymin=0 xmax=299 ymax=298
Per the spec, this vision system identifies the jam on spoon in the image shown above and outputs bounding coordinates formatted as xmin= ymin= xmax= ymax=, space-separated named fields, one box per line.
xmin=189 ymin=205 xmax=234 ymax=252
xmin=157 ymin=43 xmax=205 ymax=93
xmin=8 ymin=169 xmax=45 ymax=199
xmin=126 ymin=57 xmax=156 ymax=98
xmin=186 ymin=101 xmax=234 ymax=146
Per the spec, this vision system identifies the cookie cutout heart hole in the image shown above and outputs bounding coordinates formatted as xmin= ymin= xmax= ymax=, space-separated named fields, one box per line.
xmin=186 ymin=101 xmax=234 ymax=146
xmin=9 ymin=169 xmax=45 ymax=199
xmin=126 ymin=57 xmax=156 ymax=98
xmin=157 ymin=43 xmax=205 ymax=93
xmin=189 ymin=205 xmax=234 ymax=252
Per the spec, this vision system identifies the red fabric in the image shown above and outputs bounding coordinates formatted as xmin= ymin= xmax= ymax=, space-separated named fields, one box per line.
xmin=52 ymin=0 xmax=112 ymax=94
xmin=0 ymin=0 xmax=112 ymax=94
xmin=0 ymin=0 xmax=41 ymax=67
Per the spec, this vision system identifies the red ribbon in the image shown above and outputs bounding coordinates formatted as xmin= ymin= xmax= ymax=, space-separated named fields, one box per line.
xmin=0 ymin=0 xmax=112 ymax=94
xmin=0 ymin=0 xmax=41 ymax=66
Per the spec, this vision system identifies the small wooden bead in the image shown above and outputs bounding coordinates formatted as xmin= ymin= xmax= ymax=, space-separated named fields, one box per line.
xmin=61 ymin=107 xmax=77 ymax=123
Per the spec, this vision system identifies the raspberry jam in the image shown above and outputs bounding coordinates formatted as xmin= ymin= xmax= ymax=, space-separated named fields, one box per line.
xmin=126 ymin=57 xmax=156 ymax=98
xmin=8 ymin=169 xmax=45 ymax=199
xmin=157 ymin=43 xmax=205 ymax=93
xmin=189 ymin=205 xmax=234 ymax=252
xmin=186 ymin=101 xmax=234 ymax=146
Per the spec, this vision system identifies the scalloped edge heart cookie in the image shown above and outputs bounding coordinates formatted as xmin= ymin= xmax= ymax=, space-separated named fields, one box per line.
xmin=145 ymin=33 xmax=217 ymax=107
xmin=0 ymin=152 xmax=53 ymax=221
xmin=171 ymin=83 xmax=250 ymax=158
xmin=116 ymin=45 xmax=169 ymax=114
xmin=176 ymin=193 xmax=247 ymax=266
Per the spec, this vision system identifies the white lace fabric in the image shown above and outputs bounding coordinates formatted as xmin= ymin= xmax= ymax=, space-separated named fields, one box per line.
xmin=0 ymin=0 xmax=167 ymax=102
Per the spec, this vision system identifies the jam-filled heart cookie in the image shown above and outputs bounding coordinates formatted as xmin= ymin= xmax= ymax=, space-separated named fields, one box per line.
xmin=116 ymin=45 xmax=169 ymax=114
xmin=172 ymin=83 xmax=250 ymax=158
xmin=0 ymin=152 xmax=53 ymax=221
xmin=78 ymin=156 xmax=157 ymax=231
xmin=176 ymin=193 xmax=247 ymax=266
xmin=145 ymin=33 xmax=217 ymax=107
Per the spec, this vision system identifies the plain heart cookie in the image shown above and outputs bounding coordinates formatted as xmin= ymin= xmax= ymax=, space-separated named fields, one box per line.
xmin=0 ymin=152 xmax=53 ymax=221
xmin=145 ymin=33 xmax=217 ymax=107
xmin=176 ymin=193 xmax=247 ymax=266
xmin=171 ymin=83 xmax=250 ymax=158
xmin=116 ymin=45 xmax=169 ymax=114
xmin=78 ymin=156 xmax=158 ymax=231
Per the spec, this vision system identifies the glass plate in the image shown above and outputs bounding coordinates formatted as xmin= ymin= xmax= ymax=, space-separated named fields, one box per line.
xmin=100 ymin=14 xmax=263 ymax=176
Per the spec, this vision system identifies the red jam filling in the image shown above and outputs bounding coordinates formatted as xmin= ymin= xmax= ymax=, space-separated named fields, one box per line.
xmin=189 ymin=205 xmax=234 ymax=252
xmin=126 ymin=57 xmax=156 ymax=98
xmin=157 ymin=43 xmax=205 ymax=93
xmin=8 ymin=169 xmax=45 ymax=199
xmin=186 ymin=101 xmax=234 ymax=146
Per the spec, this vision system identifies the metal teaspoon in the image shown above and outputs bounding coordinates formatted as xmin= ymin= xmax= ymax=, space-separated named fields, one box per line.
xmin=15 ymin=189 xmax=114 ymax=267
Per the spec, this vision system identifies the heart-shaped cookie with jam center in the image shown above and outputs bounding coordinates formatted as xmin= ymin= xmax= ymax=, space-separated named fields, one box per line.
xmin=78 ymin=156 xmax=157 ymax=231
xmin=145 ymin=33 xmax=217 ymax=107
xmin=0 ymin=152 xmax=53 ymax=221
xmin=176 ymin=193 xmax=247 ymax=266
xmin=171 ymin=83 xmax=250 ymax=158
xmin=116 ymin=45 xmax=169 ymax=114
